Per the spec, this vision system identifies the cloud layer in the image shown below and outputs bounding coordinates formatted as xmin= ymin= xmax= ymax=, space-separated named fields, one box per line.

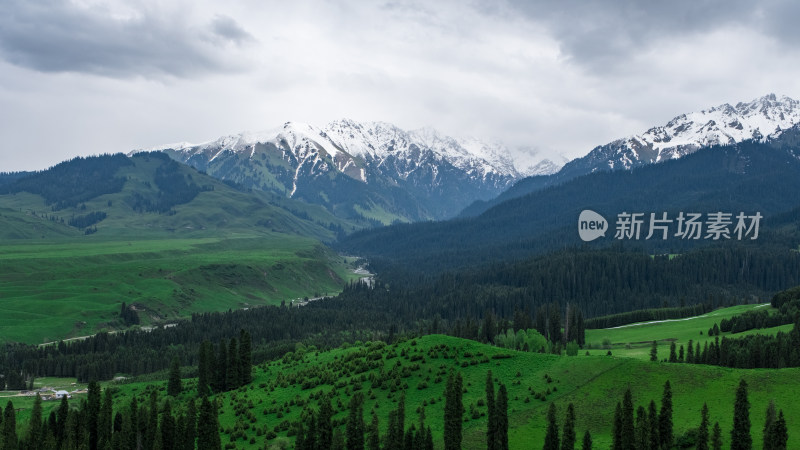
xmin=1 ymin=0 xmax=800 ymax=171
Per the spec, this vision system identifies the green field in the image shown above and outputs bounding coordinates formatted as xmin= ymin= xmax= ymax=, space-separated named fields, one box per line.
xmin=0 ymin=154 xmax=370 ymax=345
xmin=5 ymin=329 xmax=789 ymax=450
xmin=584 ymin=303 xmax=789 ymax=360
xmin=0 ymin=234 xmax=360 ymax=344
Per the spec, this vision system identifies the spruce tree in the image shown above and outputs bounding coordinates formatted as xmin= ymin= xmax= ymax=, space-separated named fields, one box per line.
xmin=543 ymin=403 xmax=559 ymax=450
xmin=3 ymin=401 xmax=18 ymax=450
xmin=444 ymin=373 xmax=463 ymax=450
xmin=497 ymin=384 xmax=509 ymax=450
xmin=27 ymin=394 xmax=43 ymax=450
xmin=621 ymin=389 xmax=634 ymax=450
xmin=561 ymin=403 xmax=575 ymax=450
xmin=215 ymin=339 xmax=227 ymax=392
xmin=658 ymin=381 xmax=673 ymax=449
xmin=768 ymin=410 xmax=788 ymax=450
xmin=647 ymin=400 xmax=659 ymax=450
xmin=367 ymin=412 xmax=380 ymax=450
xmin=581 ymin=431 xmax=592 ymax=450
xmin=318 ymin=394 xmax=334 ymax=450
xmin=634 ymin=406 xmax=647 ymax=450
xmin=238 ymin=329 xmax=252 ymax=385
xmin=731 ymin=379 xmax=751 ymax=450
xmin=763 ymin=401 xmax=777 ymax=450
xmin=168 ymin=357 xmax=182 ymax=397
xmin=196 ymin=397 xmax=221 ymax=450
xmin=486 ymin=371 xmax=497 ymax=450
xmin=346 ymin=393 xmax=365 ymax=450
xmin=184 ymin=398 xmax=197 ymax=450
xmin=686 ymin=339 xmax=694 ymax=363
xmin=710 ymin=422 xmax=722 ymax=450
xmin=98 ymin=389 xmax=113 ymax=449
xmin=696 ymin=403 xmax=709 ymax=450
xmin=669 ymin=342 xmax=677 ymax=363
xmin=161 ymin=400 xmax=176 ymax=450
xmin=197 ymin=341 xmax=211 ymax=396
xmin=612 ymin=402 xmax=622 ymax=450
xmin=87 ymin=381 xmax=101 ymax=450
xmin=56 ymin=395 xmax=69 ymax=448
xmin=226 ymin=338 xmax=239 ymax=390
xmin=650 ymin=341 xmax=658 ymax=361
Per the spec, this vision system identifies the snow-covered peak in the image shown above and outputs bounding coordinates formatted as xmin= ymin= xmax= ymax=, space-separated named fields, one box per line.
xmin=639 ymin=93 xmax=800 ymax=153
xmin=582 ymin=94 xmax=800 ymax=171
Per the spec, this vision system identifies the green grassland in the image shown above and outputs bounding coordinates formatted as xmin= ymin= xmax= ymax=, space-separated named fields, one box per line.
xmin=0 ymin=155 xmax=368 ymax=344
xmin=584 ymin=303 xmax=788 ymax=360
xmin=11 ymin=329 xmax=789 ymax=450
xmin=0 ymin=234 xmax=360 ymax=344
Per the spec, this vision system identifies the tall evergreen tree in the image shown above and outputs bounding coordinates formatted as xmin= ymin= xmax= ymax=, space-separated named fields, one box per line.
xmin=621 ymin=389 xmax=634 ymax=450
xmin=686 ymin=339 xmax=694 ymax=363
xmin=561 ymin=403 xmax=575 ymax=450
xmin=763 ymin=401 xmax=777 ymax=450
xmin=650 ymin=341 xmax=658 ymax=362
xmin=98 ymin=389 xmax=113 ymax=449
xmin=196 ymin=397 xmax=221 ymax=450
xmin=346 ymin=393 xmax=365 ymax=450
xmin=695 ymin=403 xmax=709 ymax=450
xmin=710 ymin=422 xmax=722 ymax=450
xmin=56 ymin=395 xmax=69 ymax=448
xmin=168 ymin=357 xmax=182 ymax=397
xmin=214 ymin=339 xmax=227 ymax=392
xmin=367 ymin=412 xmax=380 ymax=450
xmin=486 ymin=371 xmax=497 ymax=450
xmin=238 ymin=329 xmax=252 ymax=385
xmin=2 ymin=401 xmax=18 ymax=450
xmin=184 ymin=398 xmax=197 ymax=450
xmin=768 ymin=410 xmax=788 ymax=450
xmin=634 ymin=406 xmax=648 ymax=450
xmin=226 ymin=338 xmax=239 ymax=390
xmin=731 ymin=379 xmax=751 ymax=450
xmin=87 ymin=381 xmax=101 ymax=450
xmin=26 ymin=394 xmax=43 ymax=450
xmin=647 ymin=400 xmax=659 ymax=450
xmin=197 ymin=341 xmax=211 ymax=396
xmin=612 ymin=402 xmax=622 ymax=450
xmin=318 ymin=394 xmax=334 ymax=450
xmin=669 ymin=342 xmax=677 ymax=363
xmin=497 ymin=384 xmax=509 ymax=450
xmin=444 ymin=373 xmax=463 ymax=450
xmin=659 ymin=381 xmax=673 ymax=449
xmin=146 ymin=391 xmax=159 ymax=450
xmin=161 ymin=400 xmax=176 ymax=450
xmin=581 ymin=431 xmax=592 ymax=450
xmin=543 ymin=403 xmax=559 ymax=450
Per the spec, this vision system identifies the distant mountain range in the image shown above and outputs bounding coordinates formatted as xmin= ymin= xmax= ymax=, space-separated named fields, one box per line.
xmin=140 ymin=120 xmax=561 ymax=223
xmin=341 ymin=125 xmax=800 ymax=273
xmin=461 ymin=94 xmax=800 ymax=217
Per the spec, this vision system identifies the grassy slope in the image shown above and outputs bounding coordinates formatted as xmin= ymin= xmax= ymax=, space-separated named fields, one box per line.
xmin=0 ymin=156 xmax=363 ymax=344
xmin=584 ymin=303 xmax=790 ymax=360
xmin=31 ymin=329 xmax=790 ymax=450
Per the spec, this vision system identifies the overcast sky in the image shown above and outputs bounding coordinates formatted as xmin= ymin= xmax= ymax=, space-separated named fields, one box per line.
xmin=2 ymin=0 xmax=800 ymax=171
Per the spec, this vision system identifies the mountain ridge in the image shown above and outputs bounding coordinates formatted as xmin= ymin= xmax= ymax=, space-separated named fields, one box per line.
xmin=138 ymin=119 xmax=562 ymax=223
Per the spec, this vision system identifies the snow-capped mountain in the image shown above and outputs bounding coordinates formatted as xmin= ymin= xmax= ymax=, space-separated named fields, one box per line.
xmin=140 ymin=120 xmax=556 ymax=222
xmin=560 ymin=93 xmax=800 ymax=178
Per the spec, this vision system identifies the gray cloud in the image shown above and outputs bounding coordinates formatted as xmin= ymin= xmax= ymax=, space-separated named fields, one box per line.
xmin=502 ymin=0 xmax=795 ymax=73
xmin=209 ymin=14 xmax=255 ymax=46
xmin=0 ymin=0 xmax=253 ymax=78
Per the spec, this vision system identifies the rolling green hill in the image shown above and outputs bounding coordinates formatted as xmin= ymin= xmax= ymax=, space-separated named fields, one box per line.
xmin=0 ymin=153 xmax=365 ymax=344
xmin=21 ymin=332 xmax=792 ymax=450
